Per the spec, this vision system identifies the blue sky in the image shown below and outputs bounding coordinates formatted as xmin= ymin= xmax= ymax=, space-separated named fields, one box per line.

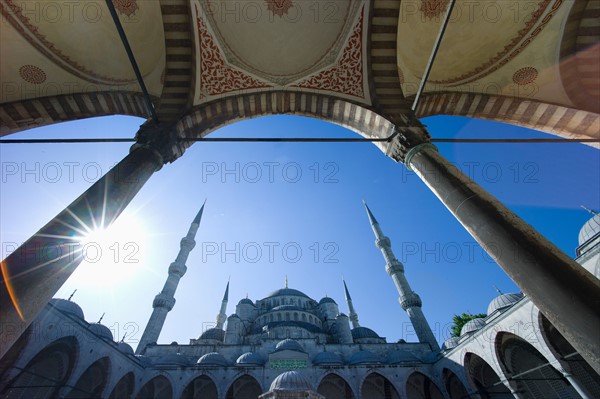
xmin=1 ymin=114 xmax=598 ymax=347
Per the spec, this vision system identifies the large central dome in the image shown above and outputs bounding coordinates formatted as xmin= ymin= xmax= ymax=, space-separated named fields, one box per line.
xmin=265 ymin=288 xmax=310 ymax=299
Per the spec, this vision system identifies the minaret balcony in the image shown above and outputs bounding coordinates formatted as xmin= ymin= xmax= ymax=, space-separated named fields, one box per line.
xmin=153 ymin=293 xmax=176 ymax=310
xmin=180 ymin=237 xmax=196 ymax=251
xmin=168 ymin=262 xmax=187 ymax=277
xmin=375 ymin=236 xmax=391 ymax=248
xmin=385 ymin=260 xmax=404 ymax=275
xmin=399 ymin=293 xmax=422 ymax=310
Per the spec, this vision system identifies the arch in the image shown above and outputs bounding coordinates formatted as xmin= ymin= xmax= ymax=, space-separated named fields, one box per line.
xmin=496 ymin=332 xmax=581 ymax=398
xmin=317 ymin=373 xmax=355 ymax=399
xmin=135 ymin=375 xmax=172 ymax=399
xmin=361 ymin=372 xmax=401 ymax=399
xmin=463 ymin=352 xmax=512 ymax=399
xmin=442 ymin=368 xmax=469 ymax=399
xmin=0 ymin=92 xmax=153 ymax=136
xmin=181 ymin=375 xmax=218 ymax=399
xmin=406 ymin=372 xmax=443 ymax=399
xmin=538 ymin=313 xmax=600 ymax=397
xmin=173 ymin=91 xmax=396 ymax=155
xmin=108 ymin=372 xmax=135 ymax=399
xmin=225 ymin=374 xmax=262 ymax=399
xmin=0 ymin=336 xmax=77 ymax=399
xmin=65 ymin=356 xmax=110 ymax=398
xmin=415 ymin=93 xmax=599 ymax=145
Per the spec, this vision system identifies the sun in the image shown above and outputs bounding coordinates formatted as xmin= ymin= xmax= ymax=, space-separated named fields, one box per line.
xmin=72 ymin=212 xmax=147 ymax=287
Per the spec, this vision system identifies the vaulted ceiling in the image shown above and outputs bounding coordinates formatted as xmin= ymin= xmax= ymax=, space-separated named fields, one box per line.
xmin=0 ymin=0 xmax=598 ymax=142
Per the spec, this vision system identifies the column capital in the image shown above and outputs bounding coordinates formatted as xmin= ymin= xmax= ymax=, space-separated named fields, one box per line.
xmin=134 ymin=122 xmax=185 ymax=164
xmin=387 ymin=125 xmax=434 ymax=164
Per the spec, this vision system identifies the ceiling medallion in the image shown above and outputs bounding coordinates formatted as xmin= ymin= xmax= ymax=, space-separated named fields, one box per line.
xmin=19 ymin=65 xmax=47 ymax=84
xmin=420 ymin=0 xmax=450 ymax=19
xmin=513 ymin=67 xmax=538 ymax=86
xmin=265 ymin=0 xmax=294 ymax=17
xmin=112 ymin=0 xmax=139 ymax=17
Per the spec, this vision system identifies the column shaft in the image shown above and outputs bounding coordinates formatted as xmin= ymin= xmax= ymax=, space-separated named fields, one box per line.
xmin=0 ymin=146 xmax=163 ymax=358
xmin=408 ymin=146 xmax=600 ymax=373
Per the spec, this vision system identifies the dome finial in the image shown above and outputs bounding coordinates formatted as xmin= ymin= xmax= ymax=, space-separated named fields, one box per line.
xmin=493 ymin=285 xmax=503 ymax=295
xmin=581 ymin=205 xmax=598 ymax=215
xmin=67 ymin=289 xmax=77 ymax=301
xmin=97 ymin=312 xmax=105 ymax=324
xmin=285 ymin=275 xmax=288 ymax=288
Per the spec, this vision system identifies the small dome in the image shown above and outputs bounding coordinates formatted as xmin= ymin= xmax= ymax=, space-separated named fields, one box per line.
xmin=487 ymin=293 xmax=523 ymax=315
xmin=266 ymin=288 xmax=310 ymax=299
xmin=117 ymin=342 xmax=134 ymax=355
xmin=270 ymin=371 xmax=312 ymax=391
xmin=442 ymin=337 xmax=460 ymax=351
xmin=238 ymin=298 xmax=255 ymax=306
xmin=460 ymin=318 xmax=486 ymax=336
xmin=272 ymin=305 xmax=303 ymax=311
xmin=87 ymin=323 xmax=113 ymax=341
xmin=579 ymin=213 xmax=600 ymax=245
xmin=275 ymin=339 xmax=305 ymax=353
xmin=155 ymin=353 xmax=192 ymax=367
xmin=319 ymin=297 xmax=337 ymax=305
xmin=336 ymin=313 xmax=348 ymax=318
xmin=312 ymin=351 xmax=344 ymax=365
xmin=197 ymin=352 xmax=229 ymax=367
xmin=49 ymin=299 xmax=84 ymax=319
xmin=351 ymin=327 xmax=380 ymax=340
xmin=350 ymin=350 xmax=382 ymax=365
xmin=236 ymin=352 xmax=264 ymax=365
xmin=228 ymin=314 xmax=240 ymax=320
xmin=386 ymin=350 xmax=419 ymax=364
xmin=199 ymin=328 xmax=225 ymax=341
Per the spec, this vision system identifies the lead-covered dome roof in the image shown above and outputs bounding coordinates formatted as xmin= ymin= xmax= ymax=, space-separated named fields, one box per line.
xmin=351 ymin=327 xmax=380 ymax=339
xmin=312 ymin=351 xmax=344 ymax=365
xmin=197 ymin=352 xmax=230 ymax=366
xmin=318 ymin=297 xmax=337 ymax=305
xmin=87 ymin=323 xmax=113 ymax=341
xmin=579 ymin=213 xmax=600 ymax=245
xmin=199 ymin=328 xmax=225 ymax=341
xmin=487 ymin=293 xmax=523 ymax=315
xmin=155 ymin=353 xmax=193 ymax=367
xmin=460 ymin=318 xmax=486 ymax=336
xmin=50 ymin=298 xmax=84 ymax=319
xmin=236 ymin=352 xmax=264 ymax=365
xmin=275 ymin=338 xmax=305 ymax=353
xmin=266 ymin=288 xmax=310 ymax=299
xmin=270 ymin=371 xmax=312 ymax=391
xmin=350 ymin=350 xmax=382 ymax=365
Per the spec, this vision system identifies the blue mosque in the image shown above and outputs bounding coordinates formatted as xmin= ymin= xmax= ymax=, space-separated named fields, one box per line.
xmin=0 ymin=202 xmax=598 ymax=398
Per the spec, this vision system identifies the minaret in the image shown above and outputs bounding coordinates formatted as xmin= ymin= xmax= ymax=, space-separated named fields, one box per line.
xmin=136 ymin=201 xmax=206 ymax=354
xmin=363 ymin=201 xmax=440 ymax=351
xmin=342 ymin=278 xmax=360 ymax=329
xmin=216 ymin=279 xmax=229 ymax=329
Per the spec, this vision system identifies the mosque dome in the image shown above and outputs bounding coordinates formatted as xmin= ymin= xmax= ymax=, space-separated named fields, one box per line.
xmin=49 ymin=298 xmax=84 ymax=319
xmin=312 ymin=351 xmax=344 ymax=365
xmin=266 ymin=288 xmax=310 ymax=299
xmin=460 ymin=318 xmax=486 ymax=336
xmin=199 ymin=328 xmax=225 ymax=341
xmin=155 ymin=353 xmax=192 ymax=367
xmin=487 ymin=293 xmax=523 ymax=315
xmin=442 ymin=337 xmax=460 ymax=351
xmin=579 ymin=213 xmax=600 ymax=245
xmin=197 ymin=352 xmax=230 ymax=366
xmin=270 ymin=371 xmax=312 ymax=391
xmin=386 ymin=350 xmax=419 ymax=364
xmin=351 ymin=327 xmax=380 ymax=340
xmin=318 ymin=297 xmax=337 ymax=305
xmin=238 ymin=298 xmax=255 ymax=306
xmin=87 ymin=323 xmax=113 ymax=341
xmin=236 ymin=352 xmax=264 ymax=365
xmin=275 ymin=339 xmax=305 ymax=353
xmin=117 ymin=342 xmax=134 ymax=356
xmin=350 ymin=350 xmax=382 ymax=365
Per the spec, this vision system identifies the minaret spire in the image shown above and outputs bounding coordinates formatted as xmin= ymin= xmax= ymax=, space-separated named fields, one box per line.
xmin=216 ymin=279 xmax=229 ymax=329
xmin=136 ymin=202 xmax=206 ymax=354
xmin=362 ymin=201 xmax=440 ymax=351
xmin=343 ymin=277 xmax=360 ymax=329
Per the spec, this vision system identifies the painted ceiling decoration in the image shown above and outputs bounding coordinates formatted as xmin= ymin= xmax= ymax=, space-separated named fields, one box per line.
xmin=420 ymin=0 xmax=451 ymax=20
xmin=112 ymin=0 xmax=139 ymax=17
xmin=265 ymin=0 xmax=294 ymax=18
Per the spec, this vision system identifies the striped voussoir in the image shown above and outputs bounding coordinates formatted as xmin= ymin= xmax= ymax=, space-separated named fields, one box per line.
xmin=0 ymin=92 xmax=153 ymax=136
xmin=416 ymin=92 xmax=600 ymax=146
xmin=174 ymin=91 xmax=396 ymax=154
xmin=155 ymin=0 xmax=195 ymax=123
xmin=368 ymin=0 xmax=413 ymax=125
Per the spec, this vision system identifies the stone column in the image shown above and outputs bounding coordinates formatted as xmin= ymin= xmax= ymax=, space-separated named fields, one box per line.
xmin=0 ymin=123 xmax=182 ymax=359
xmin=389 ymin=127 xmax=600 ymax=373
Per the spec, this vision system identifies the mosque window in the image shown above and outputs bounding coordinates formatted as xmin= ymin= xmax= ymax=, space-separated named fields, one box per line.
xmin=302 ymin=314 xmax=306 ymax=321
xmin=278 ymin=314 xmax=282 ymax=321
xmin=285 ymin=313 xmax=290 ymax=321
xmin=294 ymin=313 xmax=298 ymax=321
